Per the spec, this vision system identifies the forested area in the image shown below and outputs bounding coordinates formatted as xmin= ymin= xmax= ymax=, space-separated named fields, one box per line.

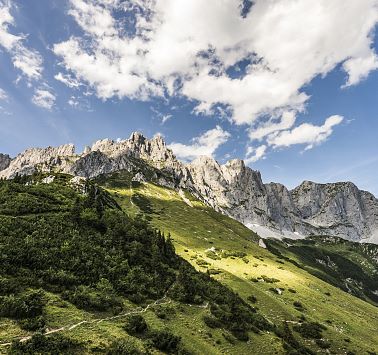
xmin=0 ymin=176 xmax=276 ymax=353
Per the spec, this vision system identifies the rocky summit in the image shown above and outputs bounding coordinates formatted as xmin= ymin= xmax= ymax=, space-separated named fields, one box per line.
xmin=1 ymin=133 xmax=377 ymax=243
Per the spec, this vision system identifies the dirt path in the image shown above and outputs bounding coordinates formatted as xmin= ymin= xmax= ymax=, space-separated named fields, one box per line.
xmin=0 ymin=296 xmax=172 ymax=348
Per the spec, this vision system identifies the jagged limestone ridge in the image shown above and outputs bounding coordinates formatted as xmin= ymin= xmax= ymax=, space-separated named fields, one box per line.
xmin=0 ymin=132 xmax=377 ymax=243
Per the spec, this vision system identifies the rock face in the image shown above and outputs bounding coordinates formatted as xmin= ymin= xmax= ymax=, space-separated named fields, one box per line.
xmin=1 ymin=133 xmax=377 ymax=243
xmin=0 ymin=154 xmax=11 ymax=171
xmin=0 ymin=145 xmax=75 ymax=178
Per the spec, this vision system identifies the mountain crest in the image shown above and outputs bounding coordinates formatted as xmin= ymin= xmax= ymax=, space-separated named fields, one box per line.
xmin=0 ymin=133 xmax=377 ymax=243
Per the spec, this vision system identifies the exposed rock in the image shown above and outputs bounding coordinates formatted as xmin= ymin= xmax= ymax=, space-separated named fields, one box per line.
xmin=258 ymin=239 xmax=267 ymax=249
xmin=132 ymin=172 xmax=146 ymax=183
xmin=0 ymin=144 xmax=76 ymax=178
xmin=0 ymin=153 xmax=11 ymax=171
xmin=69 ymin=176 xmax=87 ymax=193
xmin=41 ymin=175 xmax=55 ymax=184
xmin=1 ymin=133 xmax=377 ymax=243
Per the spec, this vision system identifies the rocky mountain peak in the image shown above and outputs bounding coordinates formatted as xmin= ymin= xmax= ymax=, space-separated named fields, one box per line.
xmin=129 ymin=131 xmax=146 ymax=145
xmin=0 ymin=144 xmax=76 ymax=178
xmin=0 ymin=133 xmax=377 ymax=243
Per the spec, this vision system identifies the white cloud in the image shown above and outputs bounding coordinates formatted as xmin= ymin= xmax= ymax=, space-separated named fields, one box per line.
xmin=0 ymin=2 xmax=43 ymax=80
xmin=249 ymin=111 xmax=296 ymax=141
xmin=32 ymin=89 xmax=56 ymax=110
xmin=267 ymin=115 xmax=344 ymax=150
xmin=342 ymin=53 xmax=378 ymax=87
xmin=150 ymin=106 xmax=173 ymax=124
xmin=12 ymin=46 xmax=43 ymax=80
xmin=0 ymin=87 xmax=8 ymax=100
xmin=68 ymin=96 xmax=79 ymax=107
xmin=168 ymin=125 xmax=230 ymax=161
xmin=55 ymin=72 xmax=81 ymax=88
xmin=245 ymin=144 xmax=267 ymax=164
xmin=161 ymin=114 xmax=172 ymax=124
xmin=67 ymin=95 xmax=91 ymax=111
xmin=53 ymin=0 xmax=378 ymax=126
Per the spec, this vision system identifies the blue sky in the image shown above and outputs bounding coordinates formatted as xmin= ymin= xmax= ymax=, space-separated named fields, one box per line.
xmin=0 ymin=0 xmax=377 ymax=196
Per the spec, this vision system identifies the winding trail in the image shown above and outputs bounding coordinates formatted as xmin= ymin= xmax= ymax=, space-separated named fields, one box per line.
xmin=0 ymin=296 xmax=172 ymax=348
xmin=0 ymin=297 xmax=210 ymax=348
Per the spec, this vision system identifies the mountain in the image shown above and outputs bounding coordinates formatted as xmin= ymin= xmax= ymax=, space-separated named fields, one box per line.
xmin=1 ymin=133 xmax=377 ymax=243
xmin=0 ymin=173 xmax=377 ymax=354
xmin=99 ymin=173 xmax=378 ymax=353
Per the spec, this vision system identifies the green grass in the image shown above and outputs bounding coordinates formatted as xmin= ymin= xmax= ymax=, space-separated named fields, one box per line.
xmin=0 ymin=175 xmax=377 ymax=355
xmin=106 ymin=182 xmax=378 ymax=355
xmin=0 ymin=177 xmax=277 ymax=354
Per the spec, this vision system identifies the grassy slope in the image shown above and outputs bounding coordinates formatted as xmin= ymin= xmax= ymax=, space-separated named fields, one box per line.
xmin=106 ymin=182 xmax=378 ymax=355
xmin=264 ymin=237 xmax=378 ymax=305
xmin=0 ymin=178 xmax=277 ymax=355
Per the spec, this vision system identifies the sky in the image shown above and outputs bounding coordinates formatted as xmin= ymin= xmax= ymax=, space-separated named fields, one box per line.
xmin=0 ymin=0 xmax=377 ymax=196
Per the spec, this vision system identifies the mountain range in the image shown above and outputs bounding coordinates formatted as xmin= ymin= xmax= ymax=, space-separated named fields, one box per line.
xmin=1 ymin=132 xmax=377 ymax=244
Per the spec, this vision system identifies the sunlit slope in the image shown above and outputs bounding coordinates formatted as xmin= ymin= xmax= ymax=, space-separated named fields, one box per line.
xmin=0 ymin=176 xmax=282 ymax=355
xmin=265 ymin=237 xmax=378 ymax=305
xmin=107 ymin=181 xmax=378 ymax=355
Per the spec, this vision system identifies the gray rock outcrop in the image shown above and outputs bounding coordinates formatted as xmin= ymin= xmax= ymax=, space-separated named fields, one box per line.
xmin=1 ymin=133 xmax=377 ymax=243
xmin=0 ymin=153 xmax=11 ymax=171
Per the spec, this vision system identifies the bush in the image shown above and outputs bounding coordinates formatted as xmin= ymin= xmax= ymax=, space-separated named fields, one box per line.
xmin=293 ymin=301 xmax=305 ymax=311
xmin=207 ymin=269 xmax=222 ymax=275
xmin=203 ymin=315 xmax=223 ymax=329
xmin=9 ymin=333 xmax=82 ymax=354
xmin=154 ymin=306 xmax=176 ymax=320
xmin=63 ymin=285 xmax=122 ymax=312
xmin=206 ymin=250 xmax=220 ymax=260
xmin=274 ymin=323 xmax=315 ymax=355
xmin=260 ymin=275 xmax=280 ymax=283
xmin=0 ymin=289 xmax=46 ymax=319
xmin=293 ymin=321 xmax=326 ymax=339
xmin=148 ymin=329 xmax=181 ymax=352
xmin=222 ymin=332 xmax=236 ymax=344
xmin=316 ymin=339 xmax=331 ymax=349
xmin=0 ymin=277 xmax=22 ymax=295
xmin=123 ymin=315 xmax=148 ymax=336
xmin=18 ymin=316 xmax=46 ymax=331
xmin=106 ymin=338 xmax=144 ymax=355
xmin=221 ymin=251 xmax=247 ymax=259
xmin=196 ymin=259 xmax=210 ymax=267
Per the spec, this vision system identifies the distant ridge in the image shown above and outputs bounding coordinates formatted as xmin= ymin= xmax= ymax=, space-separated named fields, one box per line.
xmin=1 ymin=132 xmax=377 ymax=243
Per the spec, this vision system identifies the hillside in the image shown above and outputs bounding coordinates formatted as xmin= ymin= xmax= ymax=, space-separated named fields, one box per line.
xmin=99 ymin=171 xmax=378 ymax=355
xmin=0 ymin=173 xmax=344 ymax=355
xmin=265 ymin=237 xmax=378 ymax=304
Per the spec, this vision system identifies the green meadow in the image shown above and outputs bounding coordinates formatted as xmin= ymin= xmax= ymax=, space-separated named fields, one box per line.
xmin=107 ymin=182 xmax=378 ymax=355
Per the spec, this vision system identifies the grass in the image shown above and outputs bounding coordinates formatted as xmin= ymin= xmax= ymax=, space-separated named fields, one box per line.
xmin=1 ymin=177 xmax=376 ymax=355
xmin=106 ymin=182 xmax=378 ymax=355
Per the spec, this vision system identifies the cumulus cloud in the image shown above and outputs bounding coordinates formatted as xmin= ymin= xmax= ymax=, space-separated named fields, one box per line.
xmin=267 ymin=115 xmax=344 ymax=150
xmin=245 ymin=144 xmax=267 ymax=164
xmin=168 ymin=125 xmax=230 ymax=161
xmin=0 ymin=2 xmax=43 ymax=80
xmin=55 ymin=72 xmax=81 ymax=88
xmin=51 ymin=0 xmax=377 ymax=160
xmin=249 ymin=111 xmax=297 ymax=141
xmin=342 ymin=53 xmax=378 ymax=87
xmin=32 ymin=89 xmax=56 ymax=110
xmin=53 ymin=0 xmax=378 ymax=124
